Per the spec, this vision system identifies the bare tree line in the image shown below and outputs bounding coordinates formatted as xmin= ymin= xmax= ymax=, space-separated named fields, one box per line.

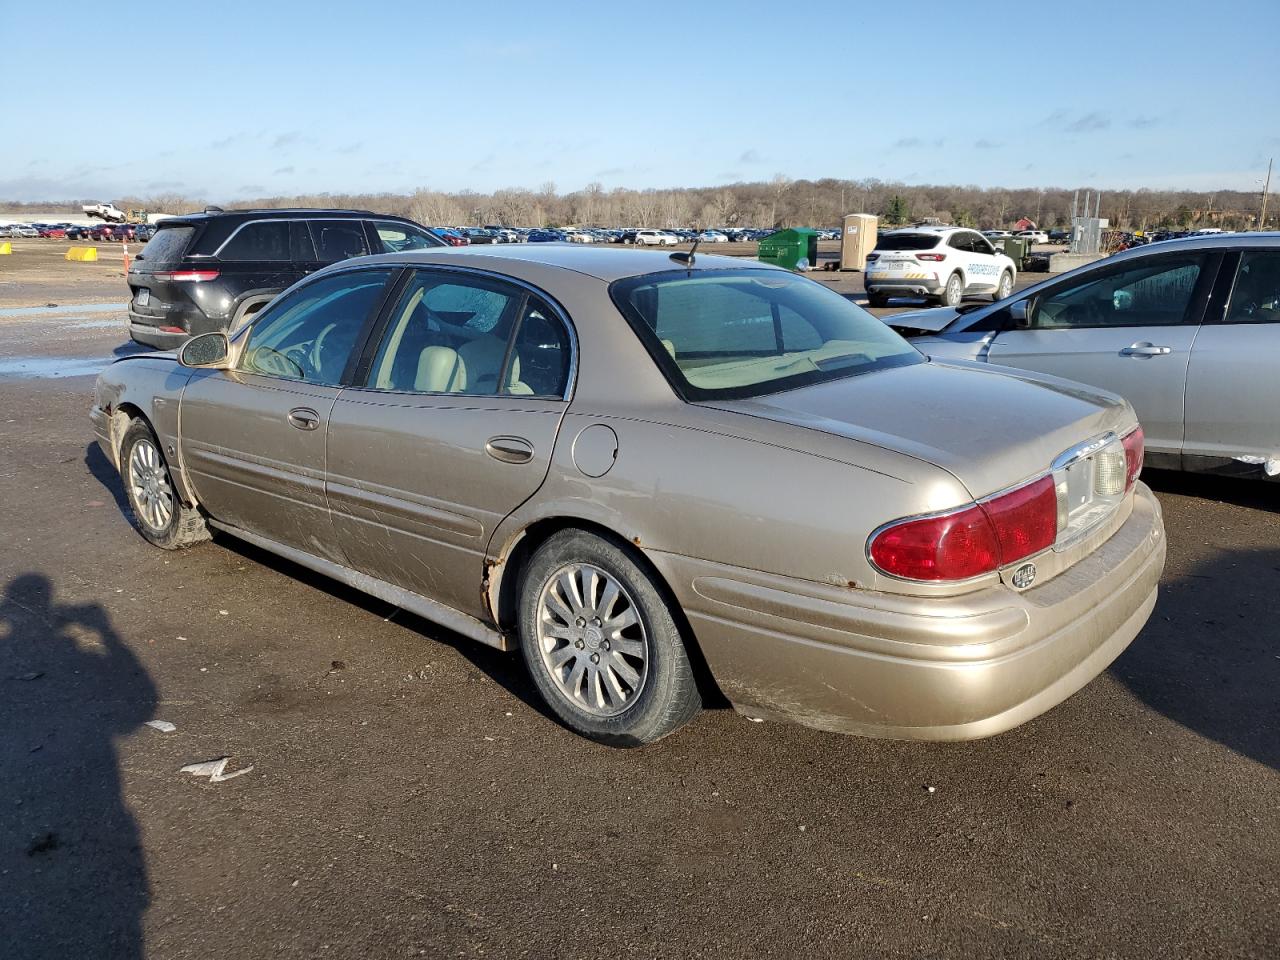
xmin=5 ymin=175 xmax=1273 ymax=231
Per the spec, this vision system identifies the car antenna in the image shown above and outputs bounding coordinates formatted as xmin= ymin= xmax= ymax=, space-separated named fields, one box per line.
xmin=670 ymin=238 xmax=701 ymax=268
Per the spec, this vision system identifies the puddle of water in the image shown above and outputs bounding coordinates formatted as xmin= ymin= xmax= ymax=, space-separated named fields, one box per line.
xmin=0 ymin=302 xmax=128 ymax=319
xmin=0 ymin=356 xmax=114 ymax=379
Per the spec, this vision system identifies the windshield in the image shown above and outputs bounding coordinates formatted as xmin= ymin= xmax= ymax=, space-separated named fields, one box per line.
xmin=610 ymin=269 xmax=922 ymax=400
xmin=875 ymin=234 xmax=941 ymax=251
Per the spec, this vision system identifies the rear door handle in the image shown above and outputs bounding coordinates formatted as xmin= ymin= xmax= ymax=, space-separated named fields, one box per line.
xmin=1119 ymin=342 xmax=1171 ymax=357
xmin=485 ymin=436 xmax=534 ymax=464
xmin=287 ymin=407 xmax=320 ymax=431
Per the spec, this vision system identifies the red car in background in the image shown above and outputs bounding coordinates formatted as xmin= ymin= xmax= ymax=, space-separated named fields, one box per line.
xmin=88 ymin=224 xmax=136 ymax=242
xmin=37 ymin=224 xmax=67 ymax=239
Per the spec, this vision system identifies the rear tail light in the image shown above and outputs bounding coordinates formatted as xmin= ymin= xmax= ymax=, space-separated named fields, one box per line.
xmin=865 ymin=252 xmax=879 ymax=262
xmin=869 ymin=475 xmax=1058 ymax=582
xmin=916 ymin=253 xmax=947 ymax=261
xmin=154 ymin=269 xmax=220 ymax=282
xmin=1122 ymin=426 xmax=1144 ymax=491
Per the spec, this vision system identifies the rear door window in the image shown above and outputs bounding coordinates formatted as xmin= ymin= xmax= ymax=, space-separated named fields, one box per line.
xmin=308 ymin=220 xmax=370 ymax=262
xmin=138 ymin=225 xmax=193 ymax=265
xmin=219 ymin=221 xmax=290 ymax=261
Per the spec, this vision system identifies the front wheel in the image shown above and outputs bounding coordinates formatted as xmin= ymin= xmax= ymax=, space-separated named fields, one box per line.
xmin=517 ymin=529 xmax=702 ymax=746
xmin=995 ymin=270 xmax=1014 ymax=301
xmin=119 ymin=419 xmax=210 ymax=550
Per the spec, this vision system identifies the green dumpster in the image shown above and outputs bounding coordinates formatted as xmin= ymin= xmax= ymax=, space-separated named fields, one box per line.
xmin=997 ymin=236 xmax=1029 ymax=265
xmin=758 ymin=228 xmax=820 ymax=271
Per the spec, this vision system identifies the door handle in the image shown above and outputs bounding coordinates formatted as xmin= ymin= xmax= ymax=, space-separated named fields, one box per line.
xmin=287 ymin=407 xmax=320 ymax=431
xmin=1119 ymin=342 xmax=1171 ymax=357
xmin=485 ymin=436 xmax=534 ymax=464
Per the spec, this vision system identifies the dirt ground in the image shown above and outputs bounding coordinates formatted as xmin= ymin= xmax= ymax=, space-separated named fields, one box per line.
xmin=0 ymin=243 xmax=1274 ymax=960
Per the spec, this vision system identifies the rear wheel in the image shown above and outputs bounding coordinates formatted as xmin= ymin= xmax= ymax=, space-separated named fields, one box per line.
xmin=939 ymin=272 xmax=963 ymax=307
xmin=867 ymin=290 xmax=889 ymax=308
xmin=517 ymin=529 xmax=701 ymax=746
xmin=119 ymin=419 xmax=209 ymax=550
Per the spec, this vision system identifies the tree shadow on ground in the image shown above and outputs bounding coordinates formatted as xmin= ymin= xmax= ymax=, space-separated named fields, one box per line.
xmin=0 ymin=573 xmax=154 ymax=960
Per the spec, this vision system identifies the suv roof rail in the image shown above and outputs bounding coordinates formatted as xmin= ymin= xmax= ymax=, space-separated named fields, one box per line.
xmin=204 ymin=205 xmax=225 ymax=213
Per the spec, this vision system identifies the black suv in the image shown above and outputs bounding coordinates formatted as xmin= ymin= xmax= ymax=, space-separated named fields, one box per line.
xmin=126 ymin=208 xmax=444 ymax=348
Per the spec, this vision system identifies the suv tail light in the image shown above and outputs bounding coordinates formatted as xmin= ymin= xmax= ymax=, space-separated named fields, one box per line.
xmin=869 ymin=475 xmax=1058 ymax=582
xmin=154 ymin=269 xmax=220 ymax=282
xmin=1122 ymin=426 xmax=1144 ymax=491
xmin=916 ymin=253 xmax=947 ymax=261
xmin=865 ymin=252 xmax=879 ymax=262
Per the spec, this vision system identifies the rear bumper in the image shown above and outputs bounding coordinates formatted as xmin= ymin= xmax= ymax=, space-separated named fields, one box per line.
xmin=650 ymin=483 xmax=1166 ymax=740
xmin=865 ymin=277 xmax=945 ymax=296
xmin=128 ymin=316 xmax=191 ymax=349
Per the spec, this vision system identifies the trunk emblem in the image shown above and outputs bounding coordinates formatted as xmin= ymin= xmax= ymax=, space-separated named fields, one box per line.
xmin=1011 ymin=563 xmax=1037 ymax=589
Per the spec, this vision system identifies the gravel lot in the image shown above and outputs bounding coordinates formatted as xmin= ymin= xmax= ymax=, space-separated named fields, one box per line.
xmin=0 ymin=240 xmax=1275 ymax=960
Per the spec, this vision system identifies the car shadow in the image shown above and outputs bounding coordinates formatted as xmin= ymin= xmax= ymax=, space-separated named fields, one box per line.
xmin=0 ymin=573 xmax=154 ymax=959
xmin=1111 ymin=541 xmax=1280 ymax=772
xmin=84 ymin=442 xmax=132 ymax=520
xmin=208 ymin=533 xmax=562 ymax=723
xmin=1143 ymin=467 xmax=1280 ymax=514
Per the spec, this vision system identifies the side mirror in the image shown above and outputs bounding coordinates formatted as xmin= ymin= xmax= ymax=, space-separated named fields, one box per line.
xmin=178 ymin=332 xmax=231 ymax=368
xmin=1010 ymin=300 xmax=1032 ymax=329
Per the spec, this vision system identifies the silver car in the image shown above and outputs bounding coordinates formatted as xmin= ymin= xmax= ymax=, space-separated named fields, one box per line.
xmin=92 ymin=246 xmax=1165 ymax=746
xmin=889 ymin=233 xmax=1280 ymax=478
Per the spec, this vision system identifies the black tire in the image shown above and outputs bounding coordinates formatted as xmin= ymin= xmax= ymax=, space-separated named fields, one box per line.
xmin=517 ymin=529 xmax=702 ymax=746
xmin=119 ymin=419 xmax=210 ymax=550
xmin=867 ymin=290 xmax=889 ymax=309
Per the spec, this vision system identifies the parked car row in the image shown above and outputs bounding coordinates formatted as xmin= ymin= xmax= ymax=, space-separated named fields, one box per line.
xmin=0 ymin=221 xmax=157 ymax=241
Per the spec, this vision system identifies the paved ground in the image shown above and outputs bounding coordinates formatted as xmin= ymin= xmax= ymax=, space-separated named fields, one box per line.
xmin=0 ymin=261 xmax=1276 ymax=959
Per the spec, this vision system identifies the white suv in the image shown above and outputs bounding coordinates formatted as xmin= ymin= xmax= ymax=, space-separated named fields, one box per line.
xmin=865 ymin=227 xmax=1017 ymax=307
xmin=633 ymin=229 xmax=678 ymax=246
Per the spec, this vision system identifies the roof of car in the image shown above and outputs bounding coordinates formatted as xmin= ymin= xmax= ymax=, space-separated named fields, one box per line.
xmin=162 ymin=207 xmax=390 ymax=224
xmin=344 ymin=243 xmax=785 ymax=282
xmin=883 ymin=226 xmax=974 ymax=236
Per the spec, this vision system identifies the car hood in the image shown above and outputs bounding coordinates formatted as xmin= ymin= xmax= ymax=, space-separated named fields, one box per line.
xmin=880 ymin=306 xmax=965 ymax=334
xmin=706 ymin=360 xmax=1132 ymax=499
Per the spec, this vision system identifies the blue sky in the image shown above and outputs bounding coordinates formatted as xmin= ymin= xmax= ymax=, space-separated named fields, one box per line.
xmin=3 ymin=0 xmax=1277 ymax=201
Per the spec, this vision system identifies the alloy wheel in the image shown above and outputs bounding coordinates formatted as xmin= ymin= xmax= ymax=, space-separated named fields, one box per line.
xmin=536 ymin=563 xmax=649 ymax=717
xmin=128 ymin=438 xmax=174 ymax=532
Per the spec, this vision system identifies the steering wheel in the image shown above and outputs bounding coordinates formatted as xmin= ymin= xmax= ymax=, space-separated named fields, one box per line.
xmin=250 ymin=346 xmax=304 ymax=379
xmin=309 ymin=323 xmax=336 ymax=375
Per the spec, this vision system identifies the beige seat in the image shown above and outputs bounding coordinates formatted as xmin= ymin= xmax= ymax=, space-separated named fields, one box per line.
xmin=415 ymin=346 xmax=466 ymax=393
xmin=458 ymin=335 xmax=537 ymax=394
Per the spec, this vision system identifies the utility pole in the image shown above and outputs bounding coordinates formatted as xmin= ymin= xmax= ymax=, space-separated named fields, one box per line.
xmin=1260 ymin=158 xmax=1273 ymax=231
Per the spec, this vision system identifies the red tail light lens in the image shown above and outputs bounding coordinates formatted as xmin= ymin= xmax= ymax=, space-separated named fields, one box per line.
xmin=869 ymin=475 xmax=1058 ymax=582
xmin=1122 ymin=426 xmax=1144 ymax=491
xmin=154 ymin=269 xmax=220 ymax=282
xmin=869 ymin=503 xmax=999 ymax=581
xmin=981 ymin=475 xmax=1058 ymax=560
xmin=916 ymin=253 xmax=947 ymax=261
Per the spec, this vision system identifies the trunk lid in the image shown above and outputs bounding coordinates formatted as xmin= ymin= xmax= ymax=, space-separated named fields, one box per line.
xmin=705 ymin=359 xmax=1133 ymax=500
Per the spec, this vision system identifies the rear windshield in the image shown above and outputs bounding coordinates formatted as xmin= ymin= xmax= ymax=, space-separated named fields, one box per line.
xmin=875 ymin=234 xmax=941 ymax=251
xmin=610 ymin=269 xmax=922 ymax=401
xmin=138 ymin=225 xmax=194 ymax=265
